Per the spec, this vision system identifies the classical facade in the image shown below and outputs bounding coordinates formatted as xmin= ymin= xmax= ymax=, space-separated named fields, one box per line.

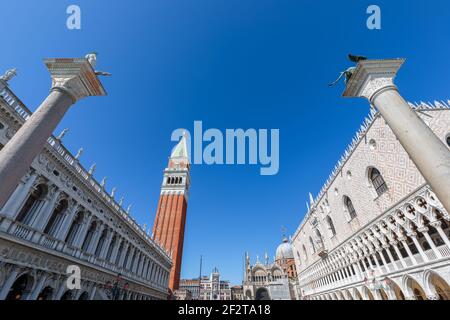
xmin=243 ymin=244 xmax=296 ymax=300
xmin=0 ymin=72 xmax=172 ymax=300
xmin=178 ymin=268 xmax=232 ymax=300
xmin=292 ymin=103 xmax=450 ymax=300
xmin=152 ymin=134 xmax=190 ymax=291
xmin=198 ymin=268 xmax=231 ymax=300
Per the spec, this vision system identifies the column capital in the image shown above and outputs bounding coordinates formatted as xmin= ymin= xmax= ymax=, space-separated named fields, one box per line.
xmin=44 ymin=57 xmax=107 ymax=103
xmin=343 ymin=58 xmax=405 ymax=101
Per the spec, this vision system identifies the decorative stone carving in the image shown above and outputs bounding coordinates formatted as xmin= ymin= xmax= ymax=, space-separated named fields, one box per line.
xmin=45 ymin=57 xmax=107 ymax=102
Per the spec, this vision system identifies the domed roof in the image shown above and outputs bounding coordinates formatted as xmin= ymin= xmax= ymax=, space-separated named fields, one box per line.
xmin=275 ymin=237 xmax=294 ymax=260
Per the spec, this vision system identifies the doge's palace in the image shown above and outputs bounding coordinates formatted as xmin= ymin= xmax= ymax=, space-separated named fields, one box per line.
xmin=292 ymin=103 xmax=450 ymax=300
xmin=0 ymin=70 xmax=172 ymax=300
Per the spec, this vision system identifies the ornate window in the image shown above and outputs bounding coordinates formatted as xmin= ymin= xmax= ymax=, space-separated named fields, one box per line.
xmin=16 ymin=184 xmax=48 ymax=225
xmin=325 ymin=216 xmax=336 ymax=237
xmin=369 ymin=167 xmax=388 ymax=196
xmin=344 ymin=196 xmax=357 ymax=220
xmin=43 ymin=199 xmax=68 ymax=236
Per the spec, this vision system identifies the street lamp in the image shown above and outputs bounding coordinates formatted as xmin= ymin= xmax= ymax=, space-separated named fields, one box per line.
xmin=105 ymin=274 xmax=130 ymax=300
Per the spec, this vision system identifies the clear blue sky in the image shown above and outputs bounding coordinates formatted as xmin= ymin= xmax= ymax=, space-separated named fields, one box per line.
xmin=2 ymin=1 xmax=450 ymax=285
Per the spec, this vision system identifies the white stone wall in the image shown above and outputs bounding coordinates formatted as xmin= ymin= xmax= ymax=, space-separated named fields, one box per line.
xmin=291 ymin=106 xmax=450 ymax=300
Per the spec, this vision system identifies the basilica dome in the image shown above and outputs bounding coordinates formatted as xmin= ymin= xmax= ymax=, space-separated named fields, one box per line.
xmin=275 ymin=237 xmax=294 ymax=260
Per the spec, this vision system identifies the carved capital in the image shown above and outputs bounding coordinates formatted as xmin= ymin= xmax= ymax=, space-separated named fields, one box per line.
xmin=343 ymin=58 xmax=405 ymax=101
xmin=45 ymin=58 xmax=107 ymax=103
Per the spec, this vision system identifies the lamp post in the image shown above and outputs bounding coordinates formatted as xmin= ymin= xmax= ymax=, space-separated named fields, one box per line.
xmin=105 ymin=274 xmax=130 ymax=300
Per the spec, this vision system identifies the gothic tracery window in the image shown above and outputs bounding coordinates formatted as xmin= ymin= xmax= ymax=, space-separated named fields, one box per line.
xmin=369 ymin=167 xmax=388 ymax=196
xmin=326 ymin=216 xmax=336 ymax=237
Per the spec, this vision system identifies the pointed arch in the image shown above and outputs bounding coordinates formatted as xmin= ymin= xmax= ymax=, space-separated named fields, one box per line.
xmin=368 ymin=167 xmax=388 ymax=196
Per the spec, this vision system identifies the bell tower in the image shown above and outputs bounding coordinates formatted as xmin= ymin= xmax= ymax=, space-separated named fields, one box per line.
xmin=152 ymin=134 xmax=190 ymax=291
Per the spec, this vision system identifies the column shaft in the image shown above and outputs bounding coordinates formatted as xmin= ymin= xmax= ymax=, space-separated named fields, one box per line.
xmin=371 ymin=89 xmax=450 ymax=213
xmin=0 ymin=89 xmax=74 ymax=209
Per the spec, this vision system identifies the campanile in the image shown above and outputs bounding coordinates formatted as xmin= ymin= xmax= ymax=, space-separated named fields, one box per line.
xmin=152 ymin=135 xmax=190 ymax=291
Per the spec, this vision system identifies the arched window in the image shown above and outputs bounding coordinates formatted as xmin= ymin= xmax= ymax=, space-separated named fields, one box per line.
xmin=65 ymin=212 xmax=84 ymax=246
xmin=44 ymin=199 xmax=68 ymax=237
xmin=16 ymin=184 xmax=48 ymax=225
xmin=314 ymin=229 xmax=324 ymax=248
xmin=369 ymin=167 xmax=388 ymax=196
xmin=81 ymin=221 xmax=97 ymax=252
xmin=344 ymin=196 xmax=357 ymax=220
xmin=115 ymin=242 xmax=124 ymax=264
xmin=296 ymin=250 xmax=301 ymax=265
xmin=122 ymin=247 xmax=131 ymax=268
xmin=326 ymin=216 xmax=336 ymax=237
xmin=105 ymin=235 xmax=116 ymax=261
xmin=309 ymin=236 xmax=316 ymax=253
xmin=302 ymin=245 xmax=308 ymax=261
xmin=129 ymin=250 xmax=137 ymax=271
xmin=95 ymin=228 xmax=108 ymax=256
xmin=446 ymin=133 xmax=450 ymax=147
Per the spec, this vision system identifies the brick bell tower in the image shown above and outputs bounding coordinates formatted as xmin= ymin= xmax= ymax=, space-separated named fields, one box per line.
xmin=152 ymin=134 xmax=190 ymax=291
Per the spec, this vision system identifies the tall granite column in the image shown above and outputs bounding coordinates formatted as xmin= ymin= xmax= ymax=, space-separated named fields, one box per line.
xmin=343 ymin=58 xmax=450 ymax=213
xmin=0 ymin=56 xmax=107 ymax=209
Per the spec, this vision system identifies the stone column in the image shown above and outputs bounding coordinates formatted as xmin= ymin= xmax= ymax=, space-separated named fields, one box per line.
xmin=399 ymin=237 xmax=418 ymax=265
xmin=383 ymin=245 xmax=398 ymax=271
xmin=408 ymin=232 xmax=428 ymax=263
xmin=27 ymin=272 xmax=48 ymax=300
xmin=343 ymin=58 xmax=450 ymax=213
xmin=55 ymin=202 xmax=78 ymax=241
xmin=0 ymin=265 xmax=19 ymax=300
xmin=431 ymin=221 xmax=450 ymax=249
xmin=0 ymin=56 xmax=107 ymax=210
xmin=0 ymin=170 xmax=37 ymax=218
xmin=100 ymin=230 xmax=114 ymax=259
xmin=31 ymin=185 xmax=61 ymax=231
xmin=391 ymin=241 xmax=408 ymax=268
xmin=418 ymin=227 xmax=443 ymax=259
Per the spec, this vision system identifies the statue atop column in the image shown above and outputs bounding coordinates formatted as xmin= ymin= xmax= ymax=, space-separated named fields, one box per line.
xmin=328 ymin=54 xmax=367 ymax=87
xmin=0 ymin=68 xmax=17 ymax=83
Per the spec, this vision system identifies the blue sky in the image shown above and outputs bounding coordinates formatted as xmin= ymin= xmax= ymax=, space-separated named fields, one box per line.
xmin=2 ymin=0 xmax=450 ymax=285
